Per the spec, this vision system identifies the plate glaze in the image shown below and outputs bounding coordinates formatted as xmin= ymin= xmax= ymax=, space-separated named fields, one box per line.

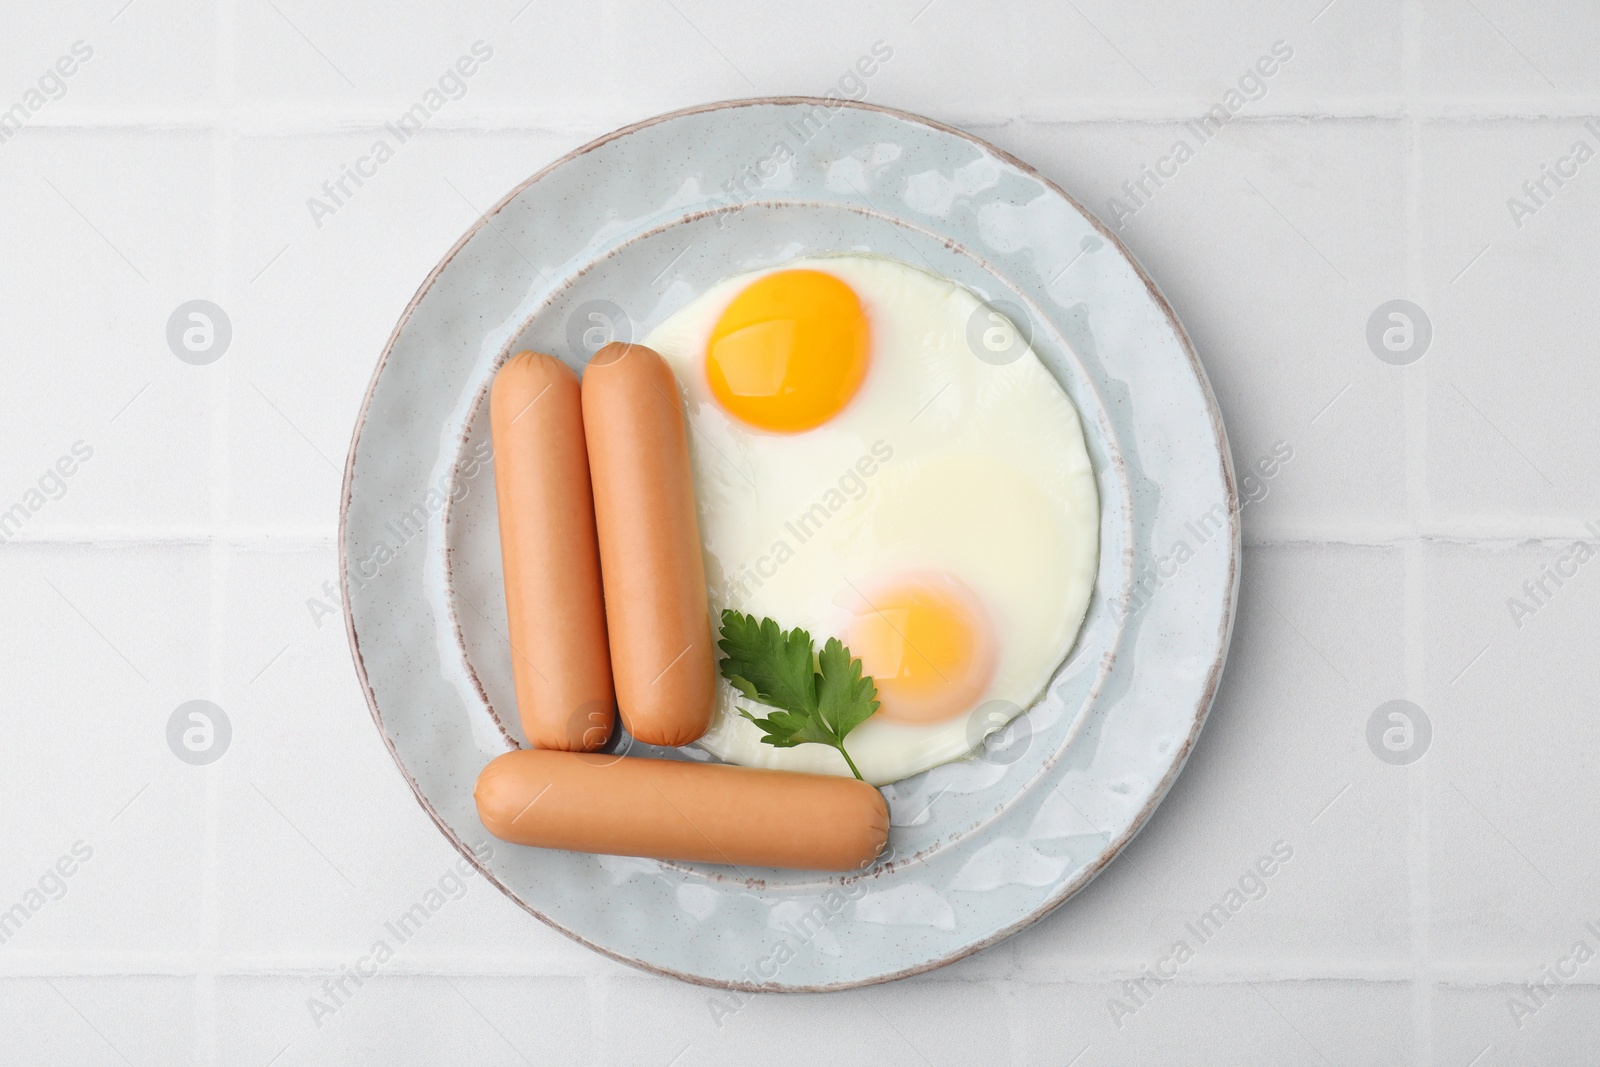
xmin=340 ymin=98 xmax=1238 ymax=990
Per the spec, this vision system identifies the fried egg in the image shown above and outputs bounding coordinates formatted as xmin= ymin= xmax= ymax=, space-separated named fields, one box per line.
xmin=644 ymin=254 xmax=1098 ymax=785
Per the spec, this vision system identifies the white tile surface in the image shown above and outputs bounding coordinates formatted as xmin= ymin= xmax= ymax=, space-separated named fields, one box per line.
xmin=0 ymin=131 xmax=217 ymax=534
xmin=1424 ymin=542 xmax=1600 ymax=966
xmin=0 ymin=976 xmax=195 ymax=1067
xmin=1417 ymin=0 xmax=1600 ymax=106
xmin=1419 ymin=120 xmax=1600 ymax=522
xmin=1012 ymin=977 xmax=1415 ymax=1065
xmin=217 ymin=974 xmax=593 ymax=1067
xmin=1434 ymin=984 xmax=1600 ymax=1067
xmin=3 ymin=0 xmax=1596 ymax=1063
xmin=0 ymin=2 xmax=221 ymax=119
xmin=0 ymin=545 xmax=208 ymax=957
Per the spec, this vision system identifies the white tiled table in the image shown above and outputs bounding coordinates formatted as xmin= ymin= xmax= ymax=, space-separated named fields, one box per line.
xmin=3 ymin=1 xmax=1597 ymax=1063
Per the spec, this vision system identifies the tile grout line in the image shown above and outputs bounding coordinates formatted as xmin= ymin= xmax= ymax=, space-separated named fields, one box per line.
xmin=18 ymin=105 xmax=1600 ymax=131
xmin=1401 ymin=0 xmax=1433 ymax=1061
xmin=3 ymin=525 xmax=1594 ymax=549
xmin=196 ymin=2 xmax=238 ymax=1064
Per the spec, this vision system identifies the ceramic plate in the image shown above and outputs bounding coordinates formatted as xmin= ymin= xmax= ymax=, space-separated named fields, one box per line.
xmin=340 ymin=98 xmax=1238 ymax=990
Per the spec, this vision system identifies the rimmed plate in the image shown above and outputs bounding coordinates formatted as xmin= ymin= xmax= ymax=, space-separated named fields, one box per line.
xmin=340 ymin=97 xmax=1238 ymax=990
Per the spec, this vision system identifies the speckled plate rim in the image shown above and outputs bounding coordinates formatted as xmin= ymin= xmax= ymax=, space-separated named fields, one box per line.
xmin=339 ymin=96 xmax=1239 ymax=991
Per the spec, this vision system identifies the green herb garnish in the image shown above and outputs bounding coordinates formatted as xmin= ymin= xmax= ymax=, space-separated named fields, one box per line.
xmin=716 ymin=609 xmax=880 ymax=781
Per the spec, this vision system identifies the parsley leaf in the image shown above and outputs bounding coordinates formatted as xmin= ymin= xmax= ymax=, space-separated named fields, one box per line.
xmin=717 ymin=612 xmax=817 ymax=716
xmin=716 ymin=609 xmax=880 ymax=780
xmin=814 ymin=637 xmax=879 ymax=740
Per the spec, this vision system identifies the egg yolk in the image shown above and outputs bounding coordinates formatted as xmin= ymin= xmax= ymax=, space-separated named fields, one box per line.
xmin=705 ymin=269 xmax=870 ymax=433
xmin=844 ymin=573 xmax=997 ymax=726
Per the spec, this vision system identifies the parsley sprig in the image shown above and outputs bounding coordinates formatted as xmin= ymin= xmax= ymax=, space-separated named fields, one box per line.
xmin=716 ymin=609 xmax=880 ymax=781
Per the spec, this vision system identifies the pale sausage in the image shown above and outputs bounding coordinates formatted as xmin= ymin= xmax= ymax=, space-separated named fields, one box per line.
xmin=490 ymin=351 xmax=614 ymax=751
xmin=474 ymin=749 xmax=889 ymax=871
xmin=581 ymin=342 xmax=716 ymax=747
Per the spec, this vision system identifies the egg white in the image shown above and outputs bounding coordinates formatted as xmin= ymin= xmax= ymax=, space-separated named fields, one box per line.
xmin=644 ymin=255 xmax=1098 ymax=785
